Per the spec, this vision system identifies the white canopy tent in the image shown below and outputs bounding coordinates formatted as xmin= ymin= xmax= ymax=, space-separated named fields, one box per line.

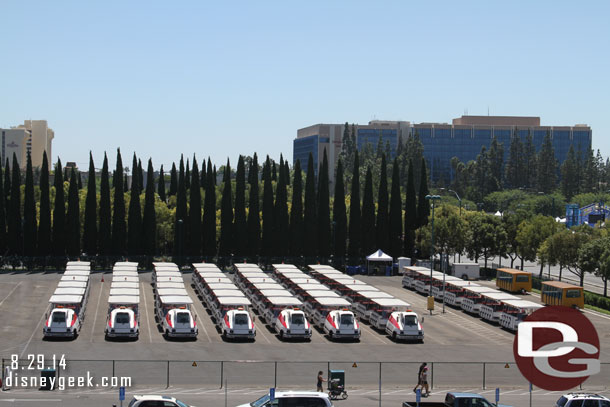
xmin=366 ymin=249 xmax=393 ymax=276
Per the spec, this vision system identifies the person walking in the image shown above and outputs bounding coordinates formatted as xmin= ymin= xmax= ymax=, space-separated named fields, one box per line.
xmin=413 ymin=363 xmax=430 ymax=396
xmin=317 ymin=371 xmax=326 ymax=392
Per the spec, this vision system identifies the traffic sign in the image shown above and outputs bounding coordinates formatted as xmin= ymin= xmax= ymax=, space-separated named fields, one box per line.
xmin=270 ymin=388 xmax=275 ymax=401
xmin=495 ymin=388 xmax=500 ymax=404
xmin=352 ymin=362 xmax=358 ymax=368
xmin=119 ymin=386 xmax=125 ymax=401
xmin=192 ymin=361 xmax=198 ymax=367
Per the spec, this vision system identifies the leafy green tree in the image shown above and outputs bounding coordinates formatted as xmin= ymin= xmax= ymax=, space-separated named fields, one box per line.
xmin=404 ymin=159 xmax=417 ymax=256
xmin=142 ymin=159 xmax=157 ymax=256
xmin=333 ymin=159 xmax=347 ymax=258
xmin=83 ymin=152 xmax=97 ymax=255
xmin=582 ymin=147 xmax=598 ymax=193
xmin=361 ymin=167 xmax=375 ymax=256
xmin=219 ymin=159 xmax=233 ymax=256
xmin=317 ymin=150 xmax=331 ymax=258
xmin=202 ymin=158 xmax=216 ymax=256
xmin=561 ymin=145 xmax=580 ymax=200
xmin=98 ymin=153 xmax=112 ymax=256
xmin=37 ymin=152 xmax=51 ymax=256
xmin=188 ymin=157 xmax=202 ymax=256
xmin=487 ymin=138 xmax=504 ymax=192
xmin=275 ymin=157 xmax=289 ymax=257
xmin=348 ymin=151 xmax=361 ymax=259
xmin=289 ymin=159 xmax=303 ymax=257
xmin=23 ymin=153 xmax=37 ymax=256
xmin=128 ymin=156 xmax=142 ymax=255
xmin=247 ymin=154 xmax=260 ymax=256
xmin=157 ymin=165 xmax=166 ymax=203
xmin=537 ymin=131 xmax=557 ymax=193
xmin=502 ymin=210 xmax=530 ymax=267
xmin=233 ymin=156 xmax=247 ymax=256
xmin=112 ymin=149 xmax=127 ymax=256
xmin=66 ymin=168 xmax=81 ymax=256
xmin=388 ymin=157 xmax=402 ymax=258
xmin=7 ymin=154 xmax=22 ymax=255
xmin=169 ymin=162 xmax=178 ymax=197
xmin=578 ymin=237 xmax=610 ymax=296
xmin=542 ymin=227 xmax=595 ymax=286
xmin=303 ymin=153 xmax=317 ymax=257
xmin=516 ymin=215 xmax=556 ymax=274
xmin=416 ymin=158 xmax=430 ymax=228
xmin=376 ymin=155 xmax=389 ymax=254
xmin=464 ymin=212 xmax=506 ymax=269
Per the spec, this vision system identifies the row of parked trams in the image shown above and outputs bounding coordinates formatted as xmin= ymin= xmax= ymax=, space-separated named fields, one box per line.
xmin=41 ymin=262 xmax=584 ymax=340
xmin=402 ymin=265 xmax=585 ymax=331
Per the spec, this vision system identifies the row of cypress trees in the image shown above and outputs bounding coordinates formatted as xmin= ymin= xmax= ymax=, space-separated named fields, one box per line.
xmin=0 ymin=147 xmax=430 ymax=260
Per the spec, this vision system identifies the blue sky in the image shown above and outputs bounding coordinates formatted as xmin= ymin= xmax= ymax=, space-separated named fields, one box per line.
xmin=1 ymin=1 xmax=608 ymax=170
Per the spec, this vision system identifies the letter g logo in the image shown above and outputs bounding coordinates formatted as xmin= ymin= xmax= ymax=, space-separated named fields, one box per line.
xmin=513 ymin=306 xmax=600 ymax=391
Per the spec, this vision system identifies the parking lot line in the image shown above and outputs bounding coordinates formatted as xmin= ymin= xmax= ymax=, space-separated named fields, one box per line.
xmin=191 ymin=299 xmax=212 ymax=343
xmin=140 ymin=281 xmax=153 ymax=343
xmin=0 ymin=281 xmax=21 ymax=308
xmin=19 ymin=311 xmax=46 ymax=358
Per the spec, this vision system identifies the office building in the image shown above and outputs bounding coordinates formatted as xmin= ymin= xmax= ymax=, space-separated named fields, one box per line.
xmin=1 ymin=120 xmax=54 ymax=169
xmin=294 ymin=116 xmax=592 ymax=184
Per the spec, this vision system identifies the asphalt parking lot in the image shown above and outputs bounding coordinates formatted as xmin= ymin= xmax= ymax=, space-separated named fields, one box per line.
xmin=0 ymin=268 xmax=609 ymax=395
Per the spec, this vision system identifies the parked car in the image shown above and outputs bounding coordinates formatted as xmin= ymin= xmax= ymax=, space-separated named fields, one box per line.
xmin=127 ymin=394 xmax=195 ymax=407
xmin=402 ymin=391 xmax=511 ymax=407
xmin=555 ymin=393 xmax=610 ymax=407
xmin=237 ymin=391 xmax=332 ymax=407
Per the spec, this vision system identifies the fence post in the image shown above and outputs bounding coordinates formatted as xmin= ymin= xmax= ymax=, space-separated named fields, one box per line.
xmin=220 ymin=361 xmax=224 ymax=389
xmin=483 ymin=363 xmax=486 ymax=390
xmin=274 ymin=362 xmax=277 ymax=388
xmin=431 ymin=362 xmax=434 ymax=389
xmin=112 ymin=360 xmax=115 ymax=378
xmin=166 ymin=361 xmax=170 ymax=388
xmin=378 ymin=362 xmax=382 ymax=407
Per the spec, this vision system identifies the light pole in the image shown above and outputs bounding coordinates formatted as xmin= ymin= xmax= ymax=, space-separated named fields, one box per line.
xmin=426 ymin=194 xmax=441 ymax=315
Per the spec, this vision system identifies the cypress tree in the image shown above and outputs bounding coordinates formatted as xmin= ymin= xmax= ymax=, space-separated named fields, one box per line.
xmin=127 ymin=161 xmax=142 ymax=255
xmin=561 ymin=145 xmax=579 ymax=200
xmin=23 ymin=153 xmax=37 ymax=256
xmin=233 ymin=156 xmax=247 ymax=256
xmin=66 ymin=168 xmax=80 ymax=256
xmin=388 ymin=157 xmax=403 ymax=258
xmin=174 ymin=156 xmax=187 ymax=258
xmin=188 ymin=156 xmax=202 ymax=256
xmin=283 ymin=156 xmax=290 ymax=187
xmin=37 ymin=152 xmax=51 ymax=256
xmin=112 ymin=149 xmax=127 ymax=256
xmin=289 ymin=159 xmax=303 ymax=257
xmin=274 ymin=156 xmax=289 ymax=257
xmin=83 ymin=152 xmax=97 ymax=255
xmin=537 ymin=131 xmax=558 ymax=193
xmin=52 ymin=159 xmax=65 ymax=257
xmin=123 ymin=174 xmax=128 ymax=193
xmin=7 ymin=154 xmax=22 ymax=255
xmin=142 ymin=159 xmax=157 ymax=256
xmin=404 ymin=160 xmax=417 ymax=256
xmin=77 ymin=171 xmax=83 ymax=190
xmin=303 ymin=153 xmax=317 ymax=257
xmin=333 ymin=159 xmax=347 ymax=258
xmin=157 ymin=165 xmax=166 ymax=203
xmin=262 ymin=156 xmax=274 ymax=257
xmin=247 ymin=154 xmax=260 ymax=256
xmin=185 ymin=159 xmax=191 ymax=192
xmin=213 ymin=165 xmax=217 ymax=186
xmin=317 ymin=150 xmax=331 ymax=258
xmin=416 ymin=158 xmax=430 ymax=228
xmin=272 ymin=162 xmax=277 ymax=182
xmin=200 ymin=160 xmax=207 ymax=191
xmin=202 ymin=158 xmax=216 ymax=256
xmin=348 ymin=150 xmax=361 ymax=258
xmin=137 ymin=159 xmax=143 ymax=194
xmin=524 ymin=131 xmax=537 ymax=189
xmin=219 ymin=159 xmax=233 ymax=256
xmin=361 ymin=167 xmax=375 ymax=256
xmin=130 ymin=154 xmax=139 ymax=193
xmin=169 ymin=163 xmax=178 ymax=197
xmin=505 ymin=131 xmax=524 ymax=189
xmin=0 ymin=161 xmax=6 ymax=255
xmin=376 ymin=155 xmax=389 ymax=254
xmin=98 ymin=153 xmax=112 ymax=256
xmin=4 ymin=159 xmax=10 ymax=211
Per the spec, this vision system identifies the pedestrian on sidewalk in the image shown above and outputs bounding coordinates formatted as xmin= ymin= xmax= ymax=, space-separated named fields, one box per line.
xmin=413 ymin=363 xmax=430 ymax=396
xmin=317 ymin=371 xmax=326 ymax=392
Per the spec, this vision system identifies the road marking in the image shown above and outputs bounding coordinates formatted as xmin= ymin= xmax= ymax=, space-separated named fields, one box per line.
xmin=19 ymin=308 xmax=48 ymax=357
xmin=90 ymin=279 xmax=105 ymax=341
xmin=187 ymin=287 xmax=212 ymax=342
xmin=0 ymin=399 xmax=62 ymax=402
xmin=140 ymin=282 xmax=153 ymax=343
xmin=0 ymin=282 xmax=21 ymax=308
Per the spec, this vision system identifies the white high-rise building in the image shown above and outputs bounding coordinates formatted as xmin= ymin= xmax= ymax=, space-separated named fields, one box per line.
xmin=1 ymin=120 xmax=54 ymax=169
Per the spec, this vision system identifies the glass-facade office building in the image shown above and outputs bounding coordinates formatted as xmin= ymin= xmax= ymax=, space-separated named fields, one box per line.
xmin=294 ymin=117 xmax=592 ymax=184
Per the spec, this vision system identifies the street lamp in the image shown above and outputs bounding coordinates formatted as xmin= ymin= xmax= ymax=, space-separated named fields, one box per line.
xmin=426 ymin=194 xmax=441 ymax=315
